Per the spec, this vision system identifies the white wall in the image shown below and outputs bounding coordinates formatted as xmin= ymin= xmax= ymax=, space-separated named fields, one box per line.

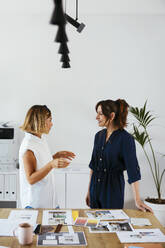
xmin=0 ymin=0 xmax=165 ymax=208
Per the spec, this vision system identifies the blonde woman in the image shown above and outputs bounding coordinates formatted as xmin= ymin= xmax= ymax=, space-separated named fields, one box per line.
xmin=19 ymin=105 xmax=75 ymax=208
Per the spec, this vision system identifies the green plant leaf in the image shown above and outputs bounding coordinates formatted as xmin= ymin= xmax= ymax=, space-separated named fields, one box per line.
xmin=130 ymin=100 xmax=163 ymax=200
xmin=132 ymin=125 xmax=148 ymax=147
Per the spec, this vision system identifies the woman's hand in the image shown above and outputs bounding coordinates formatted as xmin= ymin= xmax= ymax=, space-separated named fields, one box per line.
xmin=86 ymin=191 xmax=90 ymax=207
xmin=135 ymin=198 xmax=153 ymax=213
xmin=53 ymin=151 xmax=76 ymax=160
xmin=131 ymin=181 xmax=153 ymax=213
xmin=51 ymin=158 xmax=70 ymax=169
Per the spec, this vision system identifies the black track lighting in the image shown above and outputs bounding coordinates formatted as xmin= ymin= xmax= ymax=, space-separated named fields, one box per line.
xmin=50 ymin=0 xmax=85 ymax=68
xmin=65 ymin=14 xmax=85 ymax=33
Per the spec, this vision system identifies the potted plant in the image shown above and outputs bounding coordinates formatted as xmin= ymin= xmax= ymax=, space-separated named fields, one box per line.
xmin=130 ymin=101 xmax=165 ymax=226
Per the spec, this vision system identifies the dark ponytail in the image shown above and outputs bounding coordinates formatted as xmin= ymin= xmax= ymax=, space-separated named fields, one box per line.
xmin=115 ymin=99 xmax=129 ymax=129
xmin=96 ymin=99 xmax=129 ymax=129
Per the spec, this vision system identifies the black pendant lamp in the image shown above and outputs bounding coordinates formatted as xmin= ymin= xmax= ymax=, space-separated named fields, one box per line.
xmin=50 ymin=0 xmax=86 ymax=69
xmin=50 ymin=0 xmax=70 ymax=68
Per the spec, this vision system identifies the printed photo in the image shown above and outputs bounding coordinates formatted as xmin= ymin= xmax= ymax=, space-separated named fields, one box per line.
xmin=74 ymin=217 xmax=87 ymax=226
xmin=86 ymin=219 xmax=99 ymax=228
xmin=48 ymin=211 xmax=68 ymax=225
xmin=89 ymin=221 xmax=109 ymax=233
xmin=108 ymin=221 xmax=133 ymax=232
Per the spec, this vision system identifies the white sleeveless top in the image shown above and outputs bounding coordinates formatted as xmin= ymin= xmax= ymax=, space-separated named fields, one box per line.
xmin=19 ymin=132 xmax=58 ymax=208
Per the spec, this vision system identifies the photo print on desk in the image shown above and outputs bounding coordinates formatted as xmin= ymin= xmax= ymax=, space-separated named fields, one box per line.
xmin=42 ymin=210 xmax=72 ymax=225
xmin=85 ymin=210 xmax=129 ymax=220
xmin=117 ymin=228 xmax=165 ymax=243
xmin=86 ymin=219 xmax=99 ymax=228
xmin=89 ymin=220 xmax=133 ymax=233
xmin=108 ymin=220 xmax=134 ymax=232
xmin=74 ymin=217 xmax=88 ymax=227
xmin=37 ymin=232 xmax=87 ymax=246
xmin=89 ymin=221 xmax=110 ymax=233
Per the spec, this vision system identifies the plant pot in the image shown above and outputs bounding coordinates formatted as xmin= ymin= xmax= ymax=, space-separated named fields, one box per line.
xmin=144 ymin=200 xmax=165 ymax=227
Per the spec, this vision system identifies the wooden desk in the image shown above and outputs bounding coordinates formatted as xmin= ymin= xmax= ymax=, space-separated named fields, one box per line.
xmin=0 ymin=208 xmax=165 ymax=248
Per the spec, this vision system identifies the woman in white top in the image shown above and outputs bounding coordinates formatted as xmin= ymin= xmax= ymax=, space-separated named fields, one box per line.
xmin=19 ymin=105 xmax=75 ymax=208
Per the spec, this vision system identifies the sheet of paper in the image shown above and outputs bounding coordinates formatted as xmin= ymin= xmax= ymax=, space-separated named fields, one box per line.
xmin=0 ymin=218 xmax=37 ymax=237
xmin=68 ymin=225 xmax=74 ymax=234
xmin=0 ymin=219 xmax=16 ymax=236
xmin=89 ymin=220 xmax=134 ymax=233
xmin=130 ymin=218 xmax=152 ymax=226
xmin=59 ymin=233 xmax=79 ymax=244
xmin=117 ymin=228 xmax=165 ymax=243
xmin=8 ymin=210 xmax=38 ymax=225
xmin=89 ymin=221 xmax=110 ymax=233
xmin=37 ymin=232 xmax=87 ymax=246
xmin=42 ymin=210 xmax=73 ymax=225
xmin=108 ymin=220 xmax=134 ymax=232
xmin=85 ymin=210 xmax=129 ymax=220
xmin=72 ymin=211 xmax=79 ymax=222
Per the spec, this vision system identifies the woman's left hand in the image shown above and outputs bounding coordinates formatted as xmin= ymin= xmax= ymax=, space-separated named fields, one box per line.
xmin=135 ymin=199 xmax=153 ymax=213
xmin=53 ymin=151 xmax=76 ymax=160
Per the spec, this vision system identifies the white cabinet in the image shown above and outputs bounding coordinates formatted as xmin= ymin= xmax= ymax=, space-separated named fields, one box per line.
xmin=67 ymin=173 xmax=89 ymax=208
xmin=54 ymin=168 xmax=90 ymax=208
xmin=0 ymin=168 xmax=89 ymax=209
xmin=0 ymin=171 xmax=19 ymax=207
xmin=53 ymin=172 xmax=66 ymax=208
xmin=0 ymin=175 xmax=4 ymax=200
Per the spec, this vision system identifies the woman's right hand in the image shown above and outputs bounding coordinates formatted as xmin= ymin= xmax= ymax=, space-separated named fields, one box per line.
xmin=51 ymin=158 xmax=70 ymax=169
xmin=86 ymin=192 xmax=90 ymax=207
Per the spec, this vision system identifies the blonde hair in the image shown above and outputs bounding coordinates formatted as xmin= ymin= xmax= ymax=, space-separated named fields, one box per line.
xmin=20 ymin=105 xmax=51 ymax=135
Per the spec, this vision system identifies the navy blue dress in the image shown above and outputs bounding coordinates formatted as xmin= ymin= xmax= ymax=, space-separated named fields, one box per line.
xmin=89 ymin=129 xmax=141 ymax=209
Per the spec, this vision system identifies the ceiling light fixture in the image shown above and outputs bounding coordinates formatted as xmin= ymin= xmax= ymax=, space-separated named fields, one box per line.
xmin=50 ymin=0 xmax=85 ymax=68
xmin=65 ymin=14 xmax=85 ymax=33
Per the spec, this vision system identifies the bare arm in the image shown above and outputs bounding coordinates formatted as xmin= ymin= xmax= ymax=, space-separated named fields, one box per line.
xmin=23 ymin=150 xmax=70 ymax=185
xmin=131 ymin=180 xmax=153 ymax=213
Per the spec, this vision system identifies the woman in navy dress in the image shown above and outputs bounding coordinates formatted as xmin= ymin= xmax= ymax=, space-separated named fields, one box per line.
xmin=86 ymin=99 xmax=153 ymax=212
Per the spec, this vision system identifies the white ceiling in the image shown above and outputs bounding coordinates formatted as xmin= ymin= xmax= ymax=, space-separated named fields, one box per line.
xmin=1 ymin=0 xmax=165 ymax=15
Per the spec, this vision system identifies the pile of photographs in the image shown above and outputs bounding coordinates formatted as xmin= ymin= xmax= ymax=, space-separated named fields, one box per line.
xmin=74 ymin=210 xmax=133 ymax=234
xmin=39 ymin=210 xmax=87 ymax=246
xmin=83 ymin=210 xmax=165 ymax=243
xmin=39 ymin=209 xmax=165 ymax=245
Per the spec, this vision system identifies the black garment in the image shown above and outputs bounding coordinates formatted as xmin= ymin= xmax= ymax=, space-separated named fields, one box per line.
xmin=89 ymin=129 xmax=141 ymax=209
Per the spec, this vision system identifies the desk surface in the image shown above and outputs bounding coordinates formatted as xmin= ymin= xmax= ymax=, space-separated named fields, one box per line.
xmin=0 ymin=208 xmax=165 ymax=248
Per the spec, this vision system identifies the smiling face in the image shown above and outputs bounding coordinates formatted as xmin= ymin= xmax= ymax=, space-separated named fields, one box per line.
xmin=96 ymin=105 xmax=115 ymax=128
xmin=96 ymin=105 xmax=108 ymax=127
xmin=45 ymin=116 xmax=53 ymax=134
